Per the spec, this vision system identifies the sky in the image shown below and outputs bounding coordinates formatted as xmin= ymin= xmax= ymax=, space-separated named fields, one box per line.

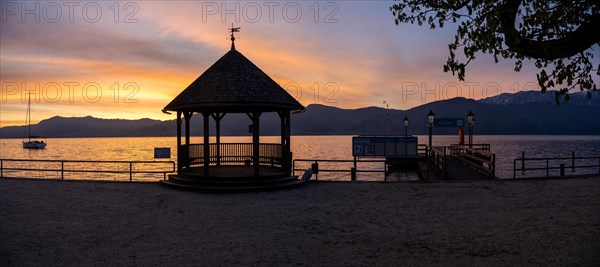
xmin=1 ymin=0 xmax=598 ymax=127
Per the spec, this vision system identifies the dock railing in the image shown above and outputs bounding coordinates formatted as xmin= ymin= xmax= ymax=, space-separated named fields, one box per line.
xmin=429 ymin=147 xmax=448 ymax=179
xmin=513 ymin=153 xmax=600 ymax=179
xmin=449 ymin=144 xmax=496 ymax=178
xmin=418 ymin=144 xmax=429 ymax=157
xmin=0 ymin=159 xmax=175 ymax=182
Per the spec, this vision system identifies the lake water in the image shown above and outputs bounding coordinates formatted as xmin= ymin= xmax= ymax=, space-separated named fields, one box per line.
xmin=1 ymin=135 xmax=599 ymax=180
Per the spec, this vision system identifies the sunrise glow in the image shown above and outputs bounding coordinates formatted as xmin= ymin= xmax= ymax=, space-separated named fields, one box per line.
xmin=0 ymin=1 xmax=583 ymax=127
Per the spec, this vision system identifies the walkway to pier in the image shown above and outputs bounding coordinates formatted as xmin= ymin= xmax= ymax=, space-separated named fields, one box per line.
xmin=425 ymin=157 xmax=491 ymax=180
xmin=420 ymin=144 xmax=496 ymax=180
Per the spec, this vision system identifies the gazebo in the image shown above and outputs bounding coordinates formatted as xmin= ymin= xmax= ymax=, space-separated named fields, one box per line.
xmin=161 ymin=29 xmax=307 ymax=191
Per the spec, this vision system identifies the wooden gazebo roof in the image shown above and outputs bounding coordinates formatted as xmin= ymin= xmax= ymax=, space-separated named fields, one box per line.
xmin=164 ymin=48 xmax=304 ymax=113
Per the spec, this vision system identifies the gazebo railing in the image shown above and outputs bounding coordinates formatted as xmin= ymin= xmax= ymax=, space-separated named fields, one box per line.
xmin=182 ymin=143 xmax=284 ymax=167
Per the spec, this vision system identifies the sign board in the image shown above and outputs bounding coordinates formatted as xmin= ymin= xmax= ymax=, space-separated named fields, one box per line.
xmin=352 ymin=136 xmax=418 ymax=157
xmin=154 ymin=148 xmax=171 ymax=159
xmin=425 ymin=118 xmax=464 ymax=128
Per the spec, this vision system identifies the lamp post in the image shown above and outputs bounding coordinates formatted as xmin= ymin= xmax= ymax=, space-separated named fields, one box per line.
xmin=427 ymin=110 xmax=435 ymax=148
xmin=403 ymin=116 xmax=409 ymax=137
xmin=466 ymin=110 xmax=474 ymax=148
xmin=383 ymin=101 xmax=390 ymax=136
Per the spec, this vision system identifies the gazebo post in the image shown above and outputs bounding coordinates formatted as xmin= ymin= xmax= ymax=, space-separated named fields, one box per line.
xmin=202 ymin=112 xmax=210 ymax=177
xmin=184 ymin=112 xmax=192 ymax=168
xmin=252 ymin=111 xmax=262 ymax=177
xmin=211 ymin=113 xmax=225 ymax=166
xmin=278 ymin=111 xmax=291 ymax=173
xmin=176 ymin=111 xmax=183 ymax=173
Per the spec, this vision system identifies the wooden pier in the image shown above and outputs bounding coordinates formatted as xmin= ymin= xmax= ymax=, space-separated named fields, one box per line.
xmin=293 ymin=143 xmax=496 ymax=182
xmin=422 ymin=144 xmax=495 ymax=180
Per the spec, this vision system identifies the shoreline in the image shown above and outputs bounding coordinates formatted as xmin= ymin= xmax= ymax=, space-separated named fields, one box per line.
xmin=3 ymin=134 xmax=600 ymax=140
xmin=1 ymin=177 xmax=599 ymax=266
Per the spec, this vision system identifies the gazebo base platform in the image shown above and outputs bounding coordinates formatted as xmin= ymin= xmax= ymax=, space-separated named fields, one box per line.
xmin=160 ymin=166 xmax=309 ymax=192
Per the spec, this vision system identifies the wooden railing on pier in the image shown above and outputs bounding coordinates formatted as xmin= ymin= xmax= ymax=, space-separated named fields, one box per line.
xmin=426 ymin=144 xmax=495 ymax=179
xmin=429 ymin=147 xmax=448 ymax=179
xmin=449 ymin=144 xmax=496 ymax=178
xmin=0 ymin=159 xmax=175 ymax=182
xmin=450 ymin=143 xmax=491 ymax=153
xmin=418 ymin=144 xmax=429 ymax=157
xmin=182 ymin=143 xmax=284 ymax=167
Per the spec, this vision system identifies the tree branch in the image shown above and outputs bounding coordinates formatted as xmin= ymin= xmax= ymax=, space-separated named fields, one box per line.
xmin=499 ymin=0 xmax=600 ymax=60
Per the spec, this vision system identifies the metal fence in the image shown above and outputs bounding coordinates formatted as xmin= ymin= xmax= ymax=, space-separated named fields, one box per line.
xmin=0 ymin=159 xmax=175 ymax=182
xmin=513 ymin=153 xmax=600 ymax=179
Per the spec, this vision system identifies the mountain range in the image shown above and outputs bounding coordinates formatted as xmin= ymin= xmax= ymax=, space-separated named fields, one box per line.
xmin=1 ymin=90 xmax=599 ymax=138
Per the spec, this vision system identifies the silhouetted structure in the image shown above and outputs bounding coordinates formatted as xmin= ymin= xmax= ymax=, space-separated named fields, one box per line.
xmin=161 ymin=29 xmax=306 ymax=191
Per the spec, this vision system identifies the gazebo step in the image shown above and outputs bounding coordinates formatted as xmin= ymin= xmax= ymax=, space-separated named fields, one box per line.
xmin=179 ymin=166 xmax=289 ymax=181
xmin=176 ymin=173 xmax=289 ymax=182
xmin=160 ymin=178 xmax=308 ymax=193
xmin=167 ymin=174 xmax=299 ymax=187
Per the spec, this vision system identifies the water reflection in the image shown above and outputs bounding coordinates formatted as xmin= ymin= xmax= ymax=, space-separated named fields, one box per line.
xmin=1 ymin=135 xmax=599 ymax=179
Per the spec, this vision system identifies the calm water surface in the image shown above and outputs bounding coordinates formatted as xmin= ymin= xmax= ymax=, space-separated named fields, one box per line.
xmin=1 ymin=135 xmax=599 ymax=180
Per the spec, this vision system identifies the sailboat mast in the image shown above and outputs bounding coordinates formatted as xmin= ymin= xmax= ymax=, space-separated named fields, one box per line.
xmin=27 ymin=93 xmax=31 ymax=141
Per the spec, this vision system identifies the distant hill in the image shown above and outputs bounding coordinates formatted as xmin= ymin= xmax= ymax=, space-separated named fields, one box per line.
xmin=478 ymin=90 xmax=600 ymax=106
xmin=1 ymin=91 xmax=599 ymax=138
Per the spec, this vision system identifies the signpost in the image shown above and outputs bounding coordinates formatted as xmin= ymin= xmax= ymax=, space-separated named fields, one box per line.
xmin=425 ymin=118 xmax=464 ymax=128
xmin=154 ymin=148 xmax=171 ymax=159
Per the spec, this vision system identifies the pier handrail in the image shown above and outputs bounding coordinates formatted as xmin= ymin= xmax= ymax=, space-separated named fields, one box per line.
xmin=418 ymin=144 xmax=428 ymax=157
xmin=0 ymin=158 xmax=176 ymax=182
xmin=429 ymin=147 xmax=447 ymax=179
xmin=449 ymin=143 xmax=491 ymax=153
xmin=513 ymin=154 xmax=600 ymax=179
xmin=449 ymin=145 xmax=496 ymax=178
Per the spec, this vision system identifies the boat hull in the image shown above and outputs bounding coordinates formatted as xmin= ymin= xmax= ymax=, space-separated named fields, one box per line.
xmin=23 ymin=141 xmax=47 ymax=149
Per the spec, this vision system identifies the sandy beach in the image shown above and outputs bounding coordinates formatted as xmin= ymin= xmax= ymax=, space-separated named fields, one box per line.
xmin=1 ymin=178 xmax=599 ymax=266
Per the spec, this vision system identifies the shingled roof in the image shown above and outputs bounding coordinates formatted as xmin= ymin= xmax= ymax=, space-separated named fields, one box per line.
xmin=164 ymin=48 xmax=304 ymax=112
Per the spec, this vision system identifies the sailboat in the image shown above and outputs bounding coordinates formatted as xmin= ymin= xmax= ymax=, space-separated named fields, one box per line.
xmin=22 ymin=94 xmax=47 ymax=149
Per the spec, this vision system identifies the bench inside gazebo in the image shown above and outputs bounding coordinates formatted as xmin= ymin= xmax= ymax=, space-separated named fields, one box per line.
xmin=160 ymin=29 xmax=307 ymax=192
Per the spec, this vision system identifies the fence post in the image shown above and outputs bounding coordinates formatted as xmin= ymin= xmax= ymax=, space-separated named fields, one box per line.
xmin=513 ymin=159 xmax=516 ymax=179
xmin=560 ymin=164 xmax=565 ymax=177
xmin=0 ymin=159 xmax=3 ymax=178
xmin=546 ymin=159 xmax=549 ymax=178
xmin=61 ymin=161 xmax=64 ymax=180
xmin=443 ymin=147 xmax=448 ymax=179
xmin=351 ymin=167 xmax=356 ymax=182
xmin=521 ymin=151 xmax=525 ymax=174
xmin=384 ymin=163 xmax=387 ymax=182
xmin=491 ymin=154 xmax=496 ymax=179
xmin=571 ymin=151 xmax=575 ymax=173
xmin=129 ymin=162 xmax=133 ymax=182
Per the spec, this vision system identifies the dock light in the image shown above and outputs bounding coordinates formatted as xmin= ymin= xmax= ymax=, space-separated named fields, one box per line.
xmin=466 ymin=110 xmax=474 ymax=126
xmin=466 ymin=110 xmax=475 ymax=148
xmin=427 ymin=110 xmax=435 ymax=125
xmin=403 ymin=116 xmax=409 ymax=137
xmin=427 ymin=110 xmax=435 ymax=148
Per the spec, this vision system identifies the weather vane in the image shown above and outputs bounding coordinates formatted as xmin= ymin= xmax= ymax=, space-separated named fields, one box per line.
xmin=228 ymin=24 xmax=241 ymax=50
